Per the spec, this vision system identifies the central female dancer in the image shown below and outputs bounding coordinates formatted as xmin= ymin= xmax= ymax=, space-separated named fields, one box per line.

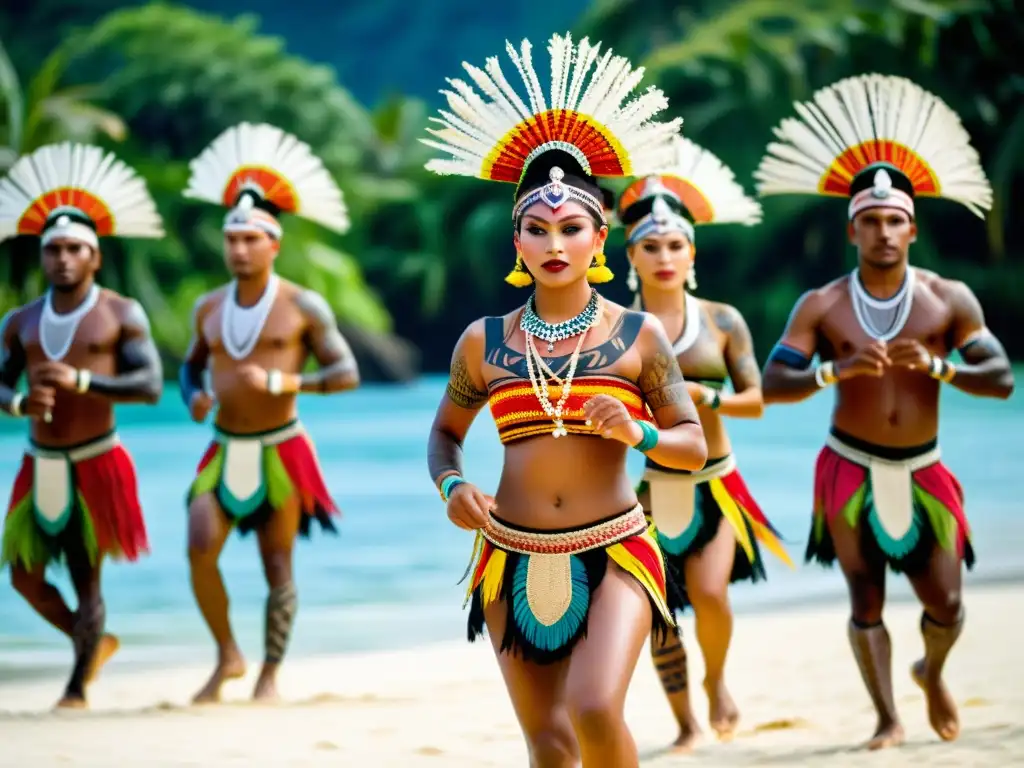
xmin=617 ymin=138 xmax=793 ymax=748
xmin=424 ymin=33 xmax=708 ymax=767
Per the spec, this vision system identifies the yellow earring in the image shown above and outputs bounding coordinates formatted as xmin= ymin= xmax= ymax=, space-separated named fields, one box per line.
xmin=505 ymin=253 xmax=533 ymax=287
xmin=586 ymin=252 xmax=614 ymax=284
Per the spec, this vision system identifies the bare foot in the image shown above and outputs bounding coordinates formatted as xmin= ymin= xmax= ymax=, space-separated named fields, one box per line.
xmin=54 ymin=693 xmax=88 ymax=711
xmin=865 ymin=721 xmax=905 ymax=750
xmin=704 ymin=678 xmax=739 ymax=741
xmin=252 ymin=674 xmax=280 ymax=703
xmin=85 ymin=634 xmax=120 ymax=684
xmin=192 ymin=650 xmax=246 ymax=704
xmin=912 ymin=659 xmax=960 ymax=741
xmin=670 ymin=722 xmax=702 ymax=753
xmin=252 ymin=662 xmax=282 ymax=703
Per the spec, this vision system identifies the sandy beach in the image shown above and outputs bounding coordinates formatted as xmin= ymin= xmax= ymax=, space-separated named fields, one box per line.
xmin=1 ymin=582 xmax=1021 ymax=767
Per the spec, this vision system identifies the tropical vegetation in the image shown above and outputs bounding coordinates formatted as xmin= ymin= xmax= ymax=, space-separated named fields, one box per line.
xmin=1 ymin=0 xmax=1021 ymax=378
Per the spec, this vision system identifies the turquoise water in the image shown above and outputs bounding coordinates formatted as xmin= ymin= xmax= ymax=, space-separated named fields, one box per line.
xmin=1 ymin=374 xmax=1021 ymax=681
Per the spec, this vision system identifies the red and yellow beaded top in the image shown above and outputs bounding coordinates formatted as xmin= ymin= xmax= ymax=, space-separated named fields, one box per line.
xmin=488 ymin=376 xmax=654 ymax=444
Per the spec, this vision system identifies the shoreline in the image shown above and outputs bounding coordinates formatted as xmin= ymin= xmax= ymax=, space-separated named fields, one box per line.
xmin=3 ymin=568 xmax=1022 ymax=689
xmin=1 ymin=583 xmax=1021 ymax=766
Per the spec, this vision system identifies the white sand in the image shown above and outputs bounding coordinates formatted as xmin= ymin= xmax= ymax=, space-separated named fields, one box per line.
xmin=0 ymin=583 xmax=1021 ymax=767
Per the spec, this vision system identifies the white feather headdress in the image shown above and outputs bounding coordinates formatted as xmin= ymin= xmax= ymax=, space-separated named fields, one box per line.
xmin=754 ymin=74 xmax=992 ymax=219
xmin=619 ymin=135 xmax=762 ymax=239
xmin=421 ymin=32 xmax=681 ymax=188
xmin=184 ymin=123 xmax=349 ymax=236
xmin=0 ymin=142 xmax=164 ymax=246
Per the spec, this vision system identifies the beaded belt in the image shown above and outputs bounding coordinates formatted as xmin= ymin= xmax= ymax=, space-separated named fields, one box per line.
xmin=29 ymin=431 xmax=120 ymax=463
xmin=481 ymin=504 xmax=647 ymax=556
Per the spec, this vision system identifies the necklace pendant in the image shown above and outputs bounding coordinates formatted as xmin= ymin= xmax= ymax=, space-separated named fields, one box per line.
xmin=547 ymin=340 xmax=555 ymax=352
xmin=552 ymin=419 xmax=565 ymax=438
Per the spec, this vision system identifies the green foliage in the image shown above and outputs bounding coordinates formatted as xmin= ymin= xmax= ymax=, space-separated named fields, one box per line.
xmin=582 ymin=0 xmax=1024 ymax=359
xmin=1 ymin=0 xmax=1021 ymax=374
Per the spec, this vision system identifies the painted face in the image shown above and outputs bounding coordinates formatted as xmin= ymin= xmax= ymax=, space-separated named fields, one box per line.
xmin=849 ymin=207 xmax=917 ymax=269
xmin=41 ymin=237 xmax=99 ymax=292
xmin=223 ymin=228 xmax=280 ymax=279
xmin=628 ymin=231 xmax=693 ymax=291
xmin=514 ymin=200 xmax=607 ymax=289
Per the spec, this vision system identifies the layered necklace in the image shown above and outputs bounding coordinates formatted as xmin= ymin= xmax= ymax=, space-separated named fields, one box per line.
xmin=222 ymin=274 xmax=279 ymax=360
xmin=520 ymin=289 xmax=602 ymax=438
xmin=40 ymin=283 xmax=100 ymax=361
xmin=520 ymin=289 xmax=600 ymax=353
xmin=849 ymin=268 xmax=915 ymax=342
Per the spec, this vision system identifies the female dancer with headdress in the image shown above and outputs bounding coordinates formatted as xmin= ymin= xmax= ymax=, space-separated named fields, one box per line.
xmin=424 ymin=34 xmax=708 ymax=767
xmin=617 ymin=137 xmax=793 ymax=747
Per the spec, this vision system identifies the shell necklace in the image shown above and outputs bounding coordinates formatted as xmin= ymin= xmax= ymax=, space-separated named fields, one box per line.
xmin=40 ymin=283 xmax=100 ymax=361
xmin=522 ymin=293 xmax=602 ymax=437
xmin=849 ymin=268 xmax=915 ymax=342
xmin=222 ymin=274 xmax=279 ymax=360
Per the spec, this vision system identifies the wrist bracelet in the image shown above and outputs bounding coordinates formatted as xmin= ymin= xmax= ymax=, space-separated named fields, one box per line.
xmin=9 ymin=392 xmax=24 ymax=417
xmin=709 ymin=389 xmax=721 ymax=410
xmin=632 ymin=419 xmax=659 ymax=453
xmin=75 ymin=369 xmax=91 ymax=394
xmin=814 ymin=361 xmax=837 ymax=388
xmin=267 ymin=369 xmax=284 ymax=396
xmin=440 ymin=474 xmax=466 ymax=502
xmin=928 ymin=356 xmax=956 ymax=384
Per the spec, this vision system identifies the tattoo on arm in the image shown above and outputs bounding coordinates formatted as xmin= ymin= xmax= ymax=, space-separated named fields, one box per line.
xmin=298 ymin=290 xmax=359 ymax=393
xmin=639 ymin=330 xmax=699 ymax=424
xmin=0 ymin=310 xmax=26 ymax=413
xmin=427 ymin=425 xmax=464 ymax=485
xmin=179 ymin=298 xmax=209 ymax=407
xmin=446 ymin=354 xmax=488 ymax=410
xmin=721 ymin=307 xmax=761 ymax=392
xmin=87 ymin=301 xmax=163 ymax=403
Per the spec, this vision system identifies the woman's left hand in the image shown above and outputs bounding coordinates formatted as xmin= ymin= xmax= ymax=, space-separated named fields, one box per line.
xmin=583 ymin=394 xmax=643 ymax=446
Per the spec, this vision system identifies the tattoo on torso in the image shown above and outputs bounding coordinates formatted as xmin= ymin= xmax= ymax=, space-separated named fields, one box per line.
xmin=483 ymin=311 xmax=643 ymax=385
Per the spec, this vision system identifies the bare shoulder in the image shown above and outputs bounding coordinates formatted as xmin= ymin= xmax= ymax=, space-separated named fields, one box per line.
xmin=919 ymin=270 xmax=973 ymax=305
xmin=195 ymin=286 xmax=228 ymax=320
xmin=289 ymin=284 xmax=335 ymax=322
xmin=1 ymin=301 xmax=36 ymax=337
xmin=456 ymin=316 xmax=489 ymax=354
xmin=797 ymin=278 xmax=846 ymax=318
xmin=700 ymin=299 xmax=746 ymax=332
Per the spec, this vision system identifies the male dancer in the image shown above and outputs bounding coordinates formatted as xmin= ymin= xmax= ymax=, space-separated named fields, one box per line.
xmin=755 ymin=74 xmax=1014 ymax=749
xmin=0 ymin=142 xmax=165 ymax=708
xmin=179 ymin=123 xmax=359 ymax=703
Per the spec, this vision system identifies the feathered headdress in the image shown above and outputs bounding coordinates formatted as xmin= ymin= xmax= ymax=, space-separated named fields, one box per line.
xmin=184 ymin=122 xmax=350 ymax=239
xmin=421 ymin=32 xmax=681 ymax=285
xmin=0 ymin=143 xmax=164 ymax=247
xmin=618 ymin=135 xmax=762 ymax=245
xmin=754 ymin=74 xmax=992 ymax=220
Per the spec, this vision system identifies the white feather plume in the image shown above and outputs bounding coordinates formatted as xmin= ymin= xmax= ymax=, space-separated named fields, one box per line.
xmin=754 ymin=74 xmax=992 ymax=218
xmin=422 ymin=32 xmax=681 ymax=181
xmin=184 ymin=122 xmax=350 ymax=234
xmin=0 ymin=143 xmax=164 ymax=241
xmin=664 ymin=136 xmax=762 ymax=226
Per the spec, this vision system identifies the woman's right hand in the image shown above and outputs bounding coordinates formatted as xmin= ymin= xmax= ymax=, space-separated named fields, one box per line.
xmin=447 ymin=482 xmax=495 ymax=531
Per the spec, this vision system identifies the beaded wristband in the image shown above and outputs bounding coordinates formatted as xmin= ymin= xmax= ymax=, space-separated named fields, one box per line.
xmin=440 ymin=474 xmax=467 ymax=502
xmin=708 ymin=390 xmax=721 ymax=410
xmin=928 ymin=356 xmax=956 ymax=384
xmin=632 ymin=419 xmax=659 ymax=453
xmin=267 ymin=369 xmax=284 ymax=396
xmin=9 ymin=392 xmax=24 ymax=417
xmin=75 ymin=369 xmax=91 ymax=394
xmin=814 ymin=361 xmax=837 ymax=388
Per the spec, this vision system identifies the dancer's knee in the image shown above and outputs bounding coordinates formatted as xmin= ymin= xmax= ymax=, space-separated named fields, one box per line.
xmin=924 ymin=589 xmax=963 ymax=626
xmin=525 ymin=727 xmax=577 ymax=767
xmin=567 ymin=696 xmax=625 ymax=745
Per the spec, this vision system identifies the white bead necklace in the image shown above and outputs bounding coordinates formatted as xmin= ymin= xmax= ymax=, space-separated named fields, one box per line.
xmin=522 ymin=295 xmax=601 ymax=438
xmin=40 ymin=284 xmax=100 ymax=361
